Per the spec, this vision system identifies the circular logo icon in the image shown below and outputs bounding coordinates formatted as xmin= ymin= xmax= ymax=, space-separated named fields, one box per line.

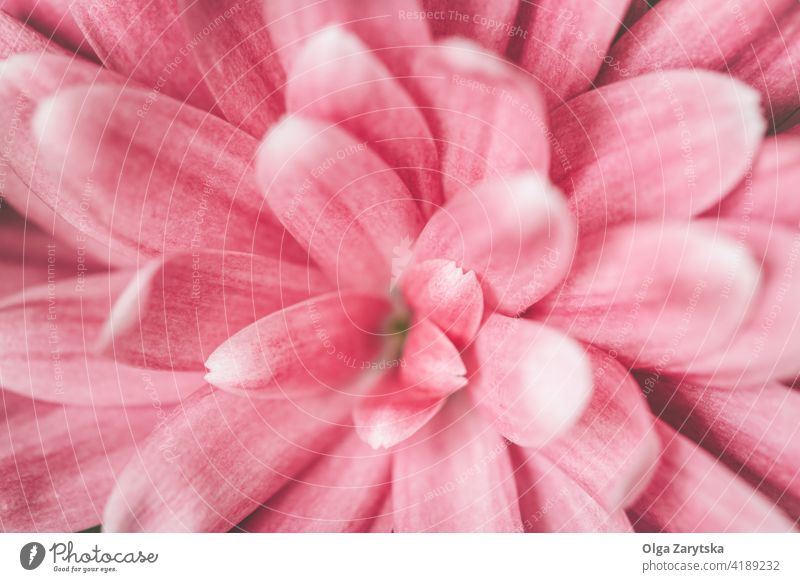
xmin=20 ymin=542 xmax=46 ymax=570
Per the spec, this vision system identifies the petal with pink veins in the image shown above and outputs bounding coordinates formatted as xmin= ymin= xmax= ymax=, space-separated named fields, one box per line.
xmin=0 ymin=272 xmax=202 ymax=406
xmin=550 ymin=70 xmax=765 ymax=234
xmin=204 ymin=292 xmax=390 ymax=396
xmin=628 ymin=422 xmax=796 ymax=533
xmin=729 ymin=7 xmax=800 ymax=127
xmin=0 ymin=9 xmax=69 ymax=57
xmin=2 ymin=0 xmax=88 ymax=55
xmin=400 ymin=319 xmax=467 ymax=398
xmin=533 ymin=221 xmax=761 ymax=370
xmin=68 ymin=0 xmax=215 ymax=110
xmin=31 ymin=82 xmax=302 ymax=263
xmin=99 ymin=251 xmax=331 ymax=371
xmin=0 ymin=390 xmax=158 ymax=532
xmin=257 ymin=117 xmax=425 ymax=292
xmin=423 ymin=0 xmax=519 ymax=53
xmin=179 ymin=0 xmax=285 ymax=137
xmin=598 ymin=0 xmax=796 ymax=85
xmin=103 ymin=386 xmax=351 ymax=532
xmin=649 ymin=379 xmax=800 ymax=519
xmin=392 ymin=393 xmax=522 ymax=532
xmin=241 ymin=431 xmax=391 ymax=532
xmin=263 ymin=0 xmax=430 ymax=77
xmin=412 ymin=172 xmax=575 ymax=315
xmin=287 ymin=27 xmax=442 ymax=216
xmin=410 ymin=40 xmax=550 ymax=196
xmin=401 ymin=259 xmax=483 ymax=347
xmin=353 ymin=374 xmax=446 ymax=450
xmin=468 ymin=315 xmax=593 ymax=447
xmin=512 ymin=0 xmax=630 ymax=109
xmin=709 ymin=135 xmax=800 ymax=228
xmin=538 ymin=348 xmax=660 ymax=511
xmin=513 ymin=451 xmax=634 ymax=532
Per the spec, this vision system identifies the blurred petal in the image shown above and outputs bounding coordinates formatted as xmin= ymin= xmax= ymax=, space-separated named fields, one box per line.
xmin=469 ymin=315 xmax=593 ymax=447
xmin=179 ymin=0 xmax=285 ymax=136
xmin=513 ymin=0 xmax=630 ymax=108
xmin=100 ymin=251 xmax=330 ymax=370
xmin=0 ymin=273 xmax=201 ymax=406
xmin=241 ymin=431 xmax=391 ymax=532
xmin=257 ymin=117 xmax=425 ymax=292
xmin=550 ymin=71 xmax=765 ymax=234
xmin=534 ymin=222 xmax=761 ymax=370
xmin=32 ymin=83 xmax=300 ymax=263
xmin=392 ymin=393 xmax=522 ymax=532
xmin=423 ymin=0 xmax=519 ymax=53
xmin=0 ymin=390 xmax=156 ymax=532
xmin=288 ymin=27 xmax=441 ymax=216
xmin=69 ymin=0 xmax=215 ymax=109
xmin=204 ymin=292 xmax=390 ymax=395
xmin=599 ymin=0 xmax=796 ymax=85
xmin=628 ymin=422 xmax=795 ymax=533
xmin=649 ymin=379 xmax=800 ymax=519
xmin=103 ymin=386 xmax=350 ymax=532
xmin=412 ymin=172 xmax=575 ymax=315
xmin=410 ymin=40 xmax=550 ymax=196
xmin=513 ymin=452 xmax=634 ymax=532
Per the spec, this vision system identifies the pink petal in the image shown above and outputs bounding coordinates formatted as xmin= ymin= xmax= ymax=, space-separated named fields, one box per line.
xmin=179 ymin=0 xmax=285 ymax=137
xmin=0 ymin=8 xmax=67 ymax=57
xmin=401 ymin=259 xmax=483 ymax=347
xmin=422 ymin=0 xmax=519 ymax=53
xmin=353 ymin=375 xmax=446 ymax=450
xmin=0 ymin=53 xmax=123 ymax=263
xmin=241 ymin=431 xmax=391 ymax=532
xmin=257 ymin=116 xmax=425 ymax=292
xmin=0 ymin=390 xmax=156 ymax=532
xmin=513 ymin=452 xmax=633 ymax=532
xmin=468 ymin=315 xmax=593 ymax=446
xmin=538 ymin=348 xmax=660 ymax=511
xmin=103 ymin=386 xmax=350 ymax=532
xmin=2 ymin=0 xmax=88 ymax=54
xmin=0 ymin=272 xmax=202 ymax=406
xmin=31 ymin=82 xmax=302 ymax=263
xmin=710 ymin=135 xmax=800 ymax=228
xmin=263 ymin=0 xmax=430 ymax=77
xmin=204 ymin=292 xmax=390 ymax=395
xmin=410 ymin=39 xmax=550 ymax=196
xmin=392 ymin=393 xmax=523 ymax=532
xmin=730 ymin=7 xmax=800 ymax=127
xmin=622 ymin=0 xmax=654 ymax=29
xmin=550 ymin=70 xmax=765 ymax=234
xmin=0 ymin=214 xmax=57 ymax=298
xmin=513 ymin=0 xmax=630 ymax=109
xmin=628 ymin=422 xmax=795 ymax=533
xmin=400 ymin=319 xmax=467 ymax=398
xmin=412 ymin=172 xmax=575 ymax=315
xmin=287 ymin=27 xmax=441 ymax=216
xmin=99 ymin=251 xmax=331 ymax=370
xmin=533 ymin=221 xmax=761 ymax=370
xmin=650 ymin=379 xmax=800 ymax=519
xmin=598 ymin=0 xmax=796 ymax=85
xmin=68 ymin=0 xmax=215 ymax=110
xmin=675 ymin=221 xmax=800 ymax=385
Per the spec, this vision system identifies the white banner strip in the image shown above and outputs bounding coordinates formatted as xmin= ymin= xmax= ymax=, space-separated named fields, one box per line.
xmin=1 ymin=533 xmax=798 ymax=581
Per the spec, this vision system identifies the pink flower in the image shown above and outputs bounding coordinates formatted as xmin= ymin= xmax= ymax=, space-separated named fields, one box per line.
xmin=0 ymin=0 xmax=798 ymax=533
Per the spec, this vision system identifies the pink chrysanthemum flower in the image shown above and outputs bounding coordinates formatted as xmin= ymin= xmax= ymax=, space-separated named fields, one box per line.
xmin=0 ymin=0 xmax=798 ymax=533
